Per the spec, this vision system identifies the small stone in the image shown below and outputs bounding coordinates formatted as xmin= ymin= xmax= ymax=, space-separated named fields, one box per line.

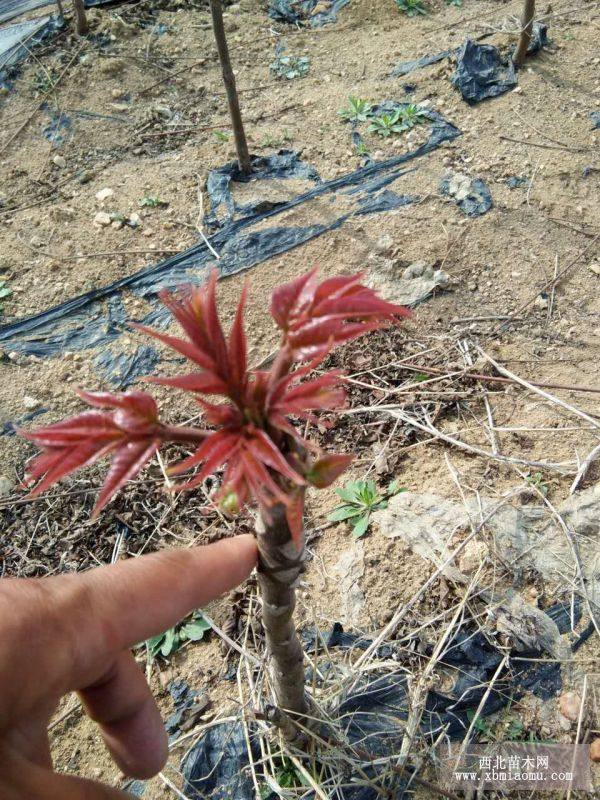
xmin=128 ymin=212 xmax=141 ymax=227
xmin=589 ymin=263 xmax=600 ymax=276
xmin=458 ymin=539 xmax=487 ymax=574
xmin=534 ymin=293 xmax=549 ymax=310
xmin=434 ymin=269 xmax=450 ymax=286
xmin=29 ymin=235 xmax=45 ymax=248
xmin=95 ymin=188 xmax=114 ymax=203
xmin=111 ymin=88 xmax=123 ymax=99
xmin=93 ymin=211 xmax=112 ymax=227
xmin=373 ymin=233 xmax=394 ymax=255
xmin=311 ymin=0 xmax=331 ymax=14
xmin=590 ymin=738 xmax=600 ymax=762
xmin=78 ymin=170 xmax=93 ymax=185
xmin=23 ymin=395 xmax=40 ymax=410
xmin=558 ymin=691 xmax=581 ymax=722
xmin=0 ymin=475 xmax=14 ymax=499
xmin=99 ymin=57 xmax=126 ymax=76
xmin=468 ymin=282 xmax=478 ymax=292
xmin=142 ymin=228 xmax=154 ymax=237
xmin=52 ymin=154 xmax=66 ymax=169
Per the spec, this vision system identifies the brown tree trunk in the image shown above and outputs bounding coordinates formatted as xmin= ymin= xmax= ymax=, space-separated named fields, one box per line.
xmin=256 ymin=503 xmax=308 ymax=735
xmin=513 ymin=0 xmax=535 ymax=67
xmin=73 ymin=0 xmax=88 ymax=35
xmin=209 ymin=0 xmax=252 ymax=175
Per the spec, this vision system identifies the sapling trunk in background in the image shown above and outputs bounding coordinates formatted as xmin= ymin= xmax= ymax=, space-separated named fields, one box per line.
xmin=209 ymin=0 xmax=252 ymax=174
xmin=73 ymin=0 xmax=88 ymax=35
xmin=20 ymin=270 xmax=410 ymax=734
xmin=513 ymin=0 xmax=535 ymax=67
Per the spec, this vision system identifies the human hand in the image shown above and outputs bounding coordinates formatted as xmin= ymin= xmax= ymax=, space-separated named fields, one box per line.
xmin=0 ymin=534 xmax=258 ymax=799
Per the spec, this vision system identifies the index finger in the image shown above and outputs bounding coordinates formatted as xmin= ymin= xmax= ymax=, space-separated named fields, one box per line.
xmin=0 ymin=535 xmax=257 ymax=724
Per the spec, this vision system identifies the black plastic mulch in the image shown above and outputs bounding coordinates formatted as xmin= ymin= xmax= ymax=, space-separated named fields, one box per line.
xmin=268 ymin=0 xmax=349 ymax=27
xmin=0 ymin=109 xmax=460 ymax=381
xmin=180 ymin=598 xmax=591 ymax=800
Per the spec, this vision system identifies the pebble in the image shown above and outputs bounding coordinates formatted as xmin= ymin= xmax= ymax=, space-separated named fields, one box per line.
xmin=93 ymin=211 xmax=112 ymax=227
xmin=373 ymin=233 xmax=394 ymax=255
xmin=458 ymin=540 xmax=487 ymax=574
xmin=95 ymin=187 xmax=114 ymax=203
xmin=590 ymin=738 xmax=600 ymax=762
xmin=534 ymin=293 xmax=549 ymax=310
xmin=23 ymin=395 xmax=40 ymax=410
xmin=589 ymin=263 xmax=600 ymax=276
xmin=129 ymin=212 xmax=141 ymax=227
xmin=78 ymin=170 xmax=93 ymax=185
xmin=557 ymin=691 xmax=581 ymax=722
xmin=0 ymin=475 xmax=14 ymax=499
xmin=52 ymin=154 xmax=66 ymax=169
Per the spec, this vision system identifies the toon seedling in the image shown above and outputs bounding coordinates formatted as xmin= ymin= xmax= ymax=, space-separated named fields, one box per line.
xmin=21 ymin=270 xmax=409 ymax=735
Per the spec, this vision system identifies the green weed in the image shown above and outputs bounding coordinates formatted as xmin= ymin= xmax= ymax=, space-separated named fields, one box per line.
xmin=328 ymin=479 xmax=404 ymax=538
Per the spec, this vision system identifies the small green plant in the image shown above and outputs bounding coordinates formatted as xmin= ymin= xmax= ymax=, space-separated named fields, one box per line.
xmin=395 ymin=0 xmax=427 ymax=16
xmin=525 ymin=471 xmax=549 ymax=496
xmin=146 ymin=611 xmax=211 ymax=659
xmin=369 ymin=105 xmax=426 ymax=137
xmin=467 ymin=709 xmax=494 ymax=741
xmin=213 ymin=130 xmax=230 ymax=142
xmin=0 ymin=279 xmax=12 ymax=315
xmin=338 ymin=96 xmax=373 ymax=123
xmin=328 ymin=479 xmax=404 ymax=538
xmin=270 ymin=53 xmax=310 ymax=80
xmin=354 ymin=140 xmax=369 ymax=155
xmin=31 ymin=69 xmax=57 ymax=94
xmin=506 ymin=716 xmax=525 ymax=741
xmin=139 ymin=196 xmax=169 ymax=209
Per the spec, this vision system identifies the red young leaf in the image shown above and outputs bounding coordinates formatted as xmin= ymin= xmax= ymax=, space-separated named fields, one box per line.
xmin=306 ymin=453 xmax=354 ymax=488
xmin=21 ymin=270 xmax=409 ymax=548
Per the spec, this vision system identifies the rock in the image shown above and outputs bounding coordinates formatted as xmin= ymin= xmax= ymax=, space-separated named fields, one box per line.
xmin=311 ymin=0 xmax=331 ymax=14
xmin=128 ymin=212 xmax=141 ymax=227
xmin=95 ymin=188 xmax=114 ymax=203
xmin=93 ymin=212 xmax=112 ymax=227
xmin=51 ymin=205 xmax=75 ymax=222
xmin=99 ymin=58 xmax=126 ymax=76
xmin=335 ymin=543 xmax=365 ymax=627
xmin=534 ymin=293 xmax=549 ymax=310
xmin=589 ymin=263 xmax=600 ymax=276
xmin=52 ymin=154 xmax=66 ymax=169
xmin=77 ymin=170 xmax=93 ymax=185
xmin=558 ymin=692 xmax=581 ymax=722
xmin=458 ymin=539 xmax=487 ymax=574
xmin=0 ymin=475 xmax=14 ymax=499
xmin=29 ymin=235 xmax=45 ymax=248
xmin=23 ymin=395 xmax=40 ymax=410
xmin=373 ymin=233 xmax=394 ymax=255
xmin=590 ymin=738 xmax=600 ymax=762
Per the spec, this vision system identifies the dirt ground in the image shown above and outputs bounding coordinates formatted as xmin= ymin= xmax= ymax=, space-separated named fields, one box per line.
xmin=1 ymin=0 xmax=600 ymax=796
